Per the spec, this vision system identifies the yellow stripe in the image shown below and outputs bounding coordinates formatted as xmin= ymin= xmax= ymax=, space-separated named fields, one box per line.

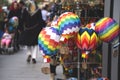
xmin=101 ymin=25 xmax=119 ymax=39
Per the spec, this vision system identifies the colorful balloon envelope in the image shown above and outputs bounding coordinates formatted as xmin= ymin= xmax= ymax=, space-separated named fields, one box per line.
xmin=95 ymin=17 xmax=120 ymax=43
xmin=76 ymin=27 xmax=99 ymax=51
xmin=51 ymin=16 xmax=59 ymax=29
xmin=51 ymin=21 xmax=58 ymax=28
xmin=38 ymin=27 xmax=60 ymax=56
xmin=57 ymin=12 xmax=81 ymax=38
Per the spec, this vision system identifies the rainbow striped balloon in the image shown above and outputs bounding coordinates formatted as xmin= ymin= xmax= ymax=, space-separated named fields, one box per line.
xmin=57 ymin=12 xmax=81 ymax=38
xmin=95 ymin=17 xmax=120 ymax=43
xmin=38 ymin=27 xmax=60 ymax=56
xmin=76 ymin=27 xmax=99 ymax=51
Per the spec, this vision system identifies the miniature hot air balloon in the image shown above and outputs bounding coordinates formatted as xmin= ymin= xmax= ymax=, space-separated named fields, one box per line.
xmin=38 ymin=27 xmax=60 ymax=56
xmin=8 ymin=16 xmax=19 ymax=33
xmin=57 ymin=12 xmax=81 ymax=39
xmin=95 ymin=17 xmax=120 ymax=43
xmin=9 ymin=16 xmax=19 ymax=27
xmin=76 ymin=27 xmax=99 ymax=51
xmin=76 ymin=27 xmax=99 ymax=58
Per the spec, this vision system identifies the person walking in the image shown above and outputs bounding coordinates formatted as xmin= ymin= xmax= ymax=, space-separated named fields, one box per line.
xmin=18 ymin=0 xmax=46 ymax=64
xmin=41 ymin=4 xmax=50 ymax=24
xmin=18 ymin=0 xmax=27 ymax=33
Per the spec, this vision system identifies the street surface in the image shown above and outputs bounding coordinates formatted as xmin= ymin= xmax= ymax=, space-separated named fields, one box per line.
xmin=0 ymin=47 xmax=64 ymax=80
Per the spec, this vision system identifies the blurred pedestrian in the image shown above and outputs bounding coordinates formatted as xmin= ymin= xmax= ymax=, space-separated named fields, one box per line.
xmin=18 ymin=0 xmax=27 ymax=33
xmin=46 ymin=15 xmax=60 ymax=80
xmin=8 ymin=1 xmax=20 ymax=21
xmin=8 ymin=1 xmax=21 ymax=51
xmin=18 ymin=0 xmax=46 ymax=64
xmin=41 ymin=4 xmax=50 ymax=24
xmin=49 ymin=0 xmax=60 ymax=21
xmin=1 ymin=12 xmax=8 ymax=32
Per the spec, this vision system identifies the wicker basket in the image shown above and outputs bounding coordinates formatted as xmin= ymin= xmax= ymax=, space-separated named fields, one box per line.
xmin=41 ymin=67 xmax=50 ymax=74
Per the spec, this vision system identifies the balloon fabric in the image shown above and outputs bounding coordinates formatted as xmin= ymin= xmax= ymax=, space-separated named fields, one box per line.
xmin=76 ymin=27 xmax=99 ymax=51
xmin=38 ymin=27 xmax=60 ymax=56
xmin=57 ymin=12 xmax=81 ymax=39
xmin=95 ymin=17 xmax=120 ymax=43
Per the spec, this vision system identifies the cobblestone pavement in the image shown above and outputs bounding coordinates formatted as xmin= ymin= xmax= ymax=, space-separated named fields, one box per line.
xmin=0 ymin=47 xmax=64 ymax=80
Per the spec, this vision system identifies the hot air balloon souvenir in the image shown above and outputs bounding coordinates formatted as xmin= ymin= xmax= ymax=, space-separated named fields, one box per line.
xmin=57 ymin=12 xmax=81 ymax=39
xmin=95 ymin=17 xmax=120 ymax=43
xmin=76 ymin=27 xmax=99 ymax=58
xmin=38 ymin=27 xmax=60 ymax=56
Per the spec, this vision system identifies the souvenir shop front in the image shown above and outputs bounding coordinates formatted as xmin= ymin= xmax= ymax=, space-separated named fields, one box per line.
xmin=39 ymin=0 xmax=119 ymax=80
xmin=59 ymin=0 xmax=104 ymax=25
xmin=56 ymin=0 xmax=119 ymax=80
xmin=57 ymin=0 xmax=105 ymax=80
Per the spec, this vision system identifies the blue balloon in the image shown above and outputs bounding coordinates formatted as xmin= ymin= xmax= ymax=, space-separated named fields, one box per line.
xmin=9 ymin=16 xmax=18 ymax=27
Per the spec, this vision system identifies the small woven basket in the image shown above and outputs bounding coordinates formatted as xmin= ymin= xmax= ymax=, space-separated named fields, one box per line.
xmin=41 ymin=67 xmax=50 ymax=74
